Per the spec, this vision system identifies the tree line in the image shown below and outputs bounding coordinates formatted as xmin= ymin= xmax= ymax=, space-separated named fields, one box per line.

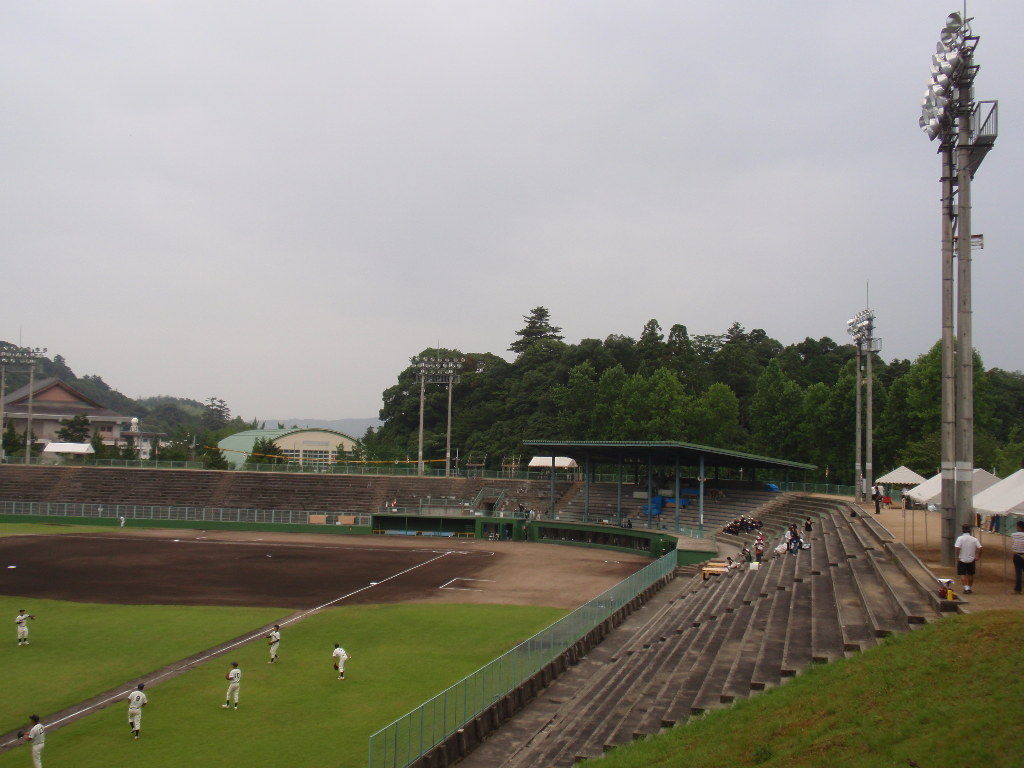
xmin=362 ymin=307 xmax=1024 ymax=483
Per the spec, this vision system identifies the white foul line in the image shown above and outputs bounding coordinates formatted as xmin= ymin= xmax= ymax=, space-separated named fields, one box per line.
xmin=438 ymin=577 xmax=496 ymax=592
xmin=0 ymin=550 xmax=453 ymax=747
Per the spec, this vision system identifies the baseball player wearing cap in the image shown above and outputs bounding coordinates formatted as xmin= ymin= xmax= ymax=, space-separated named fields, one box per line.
xmin=18 ymin=715 xmax=45 ymax=768
xmin=15 ymin=609 xmax=35 ymax=646
xmin=332 ymin=643 xmax=349 ymax=680
xmin=267 ymin=625 xmax=281 ymax=663
xmin=223 ymin=662 xmax=241 ymax=709
xmin=127 ymin=683 xmax=148 ymax=739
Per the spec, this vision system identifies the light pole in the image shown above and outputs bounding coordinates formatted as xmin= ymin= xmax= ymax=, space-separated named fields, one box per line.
xmin=919 ymin=11 xmax=998 ymax=564
xmin=411 ymin=355 xmax=465 ymax=476
xmin=0 ymin=346 xmax=46 ymax=463
xmin=847 ymin=311 xmax=878 ymax=501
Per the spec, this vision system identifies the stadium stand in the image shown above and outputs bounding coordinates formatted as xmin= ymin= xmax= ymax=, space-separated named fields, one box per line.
xmin=491 ymin=495 xmax=954 ymax=768
xmin=0 ymin=465 xmax=572 ymax=516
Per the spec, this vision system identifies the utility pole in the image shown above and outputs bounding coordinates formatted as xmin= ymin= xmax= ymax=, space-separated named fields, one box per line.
xmin=940 ymin=143 xmax=957 ymax=565
xmin=854 ymin=340 xmax=863 ymax=501
xmin=412 ymin=355 xmax=464 ymax=477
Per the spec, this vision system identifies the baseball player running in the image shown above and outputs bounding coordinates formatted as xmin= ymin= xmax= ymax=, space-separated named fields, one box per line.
xmin=267 ymin=625 xmax=281 ymax=663
xmin=223 ymin=662 xmax=241 ymax=709
xmin=15 ymin=609 xmax=35 ymax=646
xmin=332 ymin=643 xmax=350 ymax=680
xmin=18 ymin=715 xmax=45 ymax=768
xmin=127 ymin=683 xmax=148 ymax=739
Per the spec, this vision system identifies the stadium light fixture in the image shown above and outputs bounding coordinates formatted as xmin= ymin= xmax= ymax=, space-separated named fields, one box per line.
xmin=919 ymin=10 xmax=999 ymax=566
xmin=412 ymin=354 xmax=466 ymax=476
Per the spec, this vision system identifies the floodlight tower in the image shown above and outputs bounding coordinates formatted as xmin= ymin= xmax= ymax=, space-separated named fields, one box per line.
xmin=411 ymin=355 xmax=465 ymax=476
xmin=847 ymin=311 xmax=877 ymax=501
xmin=919 ymin=11 xmax=998 ymax=564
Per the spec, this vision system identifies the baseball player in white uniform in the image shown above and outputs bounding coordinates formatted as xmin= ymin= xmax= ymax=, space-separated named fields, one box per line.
xmin=127 ymin=683 xmax=148 ymax=739
xmin=19 ymin=715 xmax=45 ymax=768
xmin=332 ymin=643 xmax=350 ymax=680
xmin=15 ymin=609 xmax=35 ymax=646
xmin=267 ymin=625 xmax=281 ymax=663
xmin=223 ymin=662 xmax=241 ymax=708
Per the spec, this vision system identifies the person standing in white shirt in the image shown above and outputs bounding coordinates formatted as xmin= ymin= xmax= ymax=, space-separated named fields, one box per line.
xmin=15 ymin=609 xmax=35 ymax=646
xmin=954 ymin=523 xmax=982 ymax=594
xmin=1011 ymin=519 xmax=1024 ymax=595
xmin=19 ymin=715 xmax=45 ymax=768
xmin=267 ymin=625 xmax=281 ymax=664
xmin=332 ymin=643 xmax=350 ymax=680
xmin=127 ymin=683 xmax=148 ymax=739
xmin=223 ymin=662 xmax=241 ymax=709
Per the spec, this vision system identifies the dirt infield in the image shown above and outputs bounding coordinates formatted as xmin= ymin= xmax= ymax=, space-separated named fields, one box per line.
xmin=0 ymin=528 xmax=651 ymax=610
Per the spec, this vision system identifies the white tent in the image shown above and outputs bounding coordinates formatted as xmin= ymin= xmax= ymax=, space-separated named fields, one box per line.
xmin=528 ymin=456 xmax=578 ymax=469
xmin=906 ymin=468 xmax=1000 ymax=506
xmin=875 ymin=466 xmax=926 ymax=486
xmin=973 ymin=469 xmax=1024 ymax=517
xmin=41 ymin=442 xmax=95 ymax=455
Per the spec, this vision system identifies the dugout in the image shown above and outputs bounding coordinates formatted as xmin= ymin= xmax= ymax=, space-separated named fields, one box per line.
xmin=370 ymin=513 xmax=528 ymax=540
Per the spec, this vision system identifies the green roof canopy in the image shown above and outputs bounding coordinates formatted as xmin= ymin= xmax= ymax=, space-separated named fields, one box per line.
xmin=522 ymin=440 xmax=815 ymax=472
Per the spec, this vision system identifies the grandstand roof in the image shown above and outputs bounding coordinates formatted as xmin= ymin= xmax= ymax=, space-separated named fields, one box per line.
xmin=522 ymin=440 xmax=815 ymax=471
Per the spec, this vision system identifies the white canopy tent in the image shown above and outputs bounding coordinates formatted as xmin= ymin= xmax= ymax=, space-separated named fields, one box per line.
xmin=41 ymin=442 xmax=95 ymax=455
xmin=973 ymin=469 xmax=1024 ymax=517
xmin=528 ymin=456 xmax=578 ymax=469
xmin=875 ymin=466 xmax=927 ymax=486
xmin=906 ymin=468 xmax=1000 ymax=506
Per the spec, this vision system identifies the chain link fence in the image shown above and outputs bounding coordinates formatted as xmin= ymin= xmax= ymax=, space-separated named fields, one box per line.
xmin=367 ymin=549 xmax=678 ymax=768
xmin=0 ymin=500 xmax=371 ymax=527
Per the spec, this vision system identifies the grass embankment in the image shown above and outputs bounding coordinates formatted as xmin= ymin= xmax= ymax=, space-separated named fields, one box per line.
xmin=0 ymin=603 xmax=564 ymax=768
xmin=583 ymin=610 xmax=1024 ymax=768
xmin=0 ymin=523 xmax=115 ymax=536
xmin=0 ymin=596 xmax=287 ymax=734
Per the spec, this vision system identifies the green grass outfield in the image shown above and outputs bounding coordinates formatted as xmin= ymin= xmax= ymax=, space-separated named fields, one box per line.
xmin=0 ymin=522 xmax=116 ymax=536
xmin=0 ymin=603 xmax=564 ymax=768
xmin=581 ymin=610 xmax=1024 ymax=768
xmin=0 ymin=596 xmax=287 ymax=734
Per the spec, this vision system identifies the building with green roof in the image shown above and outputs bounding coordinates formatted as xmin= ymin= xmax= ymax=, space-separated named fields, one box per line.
xmin=217 ymin=427 xmax=357 ymax=468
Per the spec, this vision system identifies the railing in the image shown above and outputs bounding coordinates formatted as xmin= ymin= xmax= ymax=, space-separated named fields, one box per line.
xmin=367 ymin=549 xmax=678 ymax=768
xmin=778 ymin=481 xmax=856 ymax=497
xmin=0 ymin=500 xmax=371 ymax=527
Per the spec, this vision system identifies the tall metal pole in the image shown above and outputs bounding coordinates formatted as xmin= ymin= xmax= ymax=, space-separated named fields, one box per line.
xmin=416 ymin=370 xmax=425 ymax=476
xmin=24 ymin=362 xmax=35 ymax=465
xmin=0 ymin=365 xmax=6 ymax=463
xmin=616 ymin=454 xmax=623 ymax=526
xmin=854 ymin=342 xmax=863 ymax=502
xmin=865 ymin=323 xmax=874 ymax=499
xmin=954 ymin=58 xmax=975 ymax=533
xmin=940 ymin=145 xmax=957 ymax=565
xmin=445 ymin=378 xmax=453 ymax=477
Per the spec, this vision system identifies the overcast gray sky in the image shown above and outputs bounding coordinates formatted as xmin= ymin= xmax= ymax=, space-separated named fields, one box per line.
xmin=2 ymin=1 xmax=1021 ymax=420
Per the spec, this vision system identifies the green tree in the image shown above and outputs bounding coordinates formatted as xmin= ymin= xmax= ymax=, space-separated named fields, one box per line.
xmin=3 ymin=421 xmax=24 ymax=456
xmin=56 ymin=414 xmax=92 ymax=443
xmin=749 ymin=361 xmax=804 ymax=457
xmin=246 ymin=437 xmax=287 ymax=465
xmin=509 ymin=307 xmax=563 ymax=354
xmin=202 ymin=444 xmax=229 ymax=470
xmin=201 ymin=397 xmax=231 ymax=431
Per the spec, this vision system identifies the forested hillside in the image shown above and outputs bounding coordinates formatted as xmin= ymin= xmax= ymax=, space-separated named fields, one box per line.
xmin=363 ymin=308 xmax=1024 ymax=483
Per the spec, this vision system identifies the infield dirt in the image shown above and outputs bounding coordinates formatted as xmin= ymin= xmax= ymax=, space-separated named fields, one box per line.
xmin=0 ymin=528 xmax=651 ymax=609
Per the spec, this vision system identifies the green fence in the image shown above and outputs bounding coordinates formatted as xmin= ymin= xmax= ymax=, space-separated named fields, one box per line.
xmin=778 ymin=481 xmax=856 ymax=497
xmin=0 ymin=499 xmax=371 ymax=527
xmin=367 ymin=549 xmax=677 ymax=768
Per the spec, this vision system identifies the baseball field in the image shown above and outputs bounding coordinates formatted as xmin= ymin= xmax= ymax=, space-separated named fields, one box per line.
xmin=0 ymin=523 xmax=647 ymax=767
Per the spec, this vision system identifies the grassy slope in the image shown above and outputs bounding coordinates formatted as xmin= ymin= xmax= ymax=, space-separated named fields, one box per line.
xmin=0 ymin=596 xmax=287 ymax=734
xmin=0 ymin=603 xmax=564 ymax=768
xmin=0 ymin=523 xmax=115 ymax=536
xmin=583 ymin=611 xmax=1024 ymax=768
